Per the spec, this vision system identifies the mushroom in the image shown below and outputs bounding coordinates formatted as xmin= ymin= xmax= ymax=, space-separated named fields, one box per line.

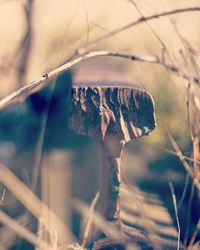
xmin=67 ymin=83 xmax=156 ymax=235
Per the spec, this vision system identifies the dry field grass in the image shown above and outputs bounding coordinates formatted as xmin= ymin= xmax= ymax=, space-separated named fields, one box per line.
xmin=0 ymin=0 xmax=200 ymax=249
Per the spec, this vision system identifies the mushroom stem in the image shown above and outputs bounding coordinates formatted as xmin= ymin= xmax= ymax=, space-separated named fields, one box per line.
xmin=68 ymin=84 xmax=156 ymax=235
xmin=98 ymin=135 xmax=124 ymax=224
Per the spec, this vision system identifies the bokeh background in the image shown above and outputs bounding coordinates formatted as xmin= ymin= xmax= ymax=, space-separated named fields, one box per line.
xmin=0 ymin=0 xmax=200 ymax=249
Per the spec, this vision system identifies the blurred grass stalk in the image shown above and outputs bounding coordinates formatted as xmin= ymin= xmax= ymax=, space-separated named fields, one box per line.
xmin=0 ymin=209 xmax=54 ymax=250
xmin=80 ymin=192 xmax=99 ymax=248
xmin=38 ymin=150 xmax=73 ymax=248
xmin=73 ymin=198 xmax=127 ymax=245
xmin=0 ymin=162 xmax=75 ymax=247
xmin=73 ymin=198 xmax=140 ymax=249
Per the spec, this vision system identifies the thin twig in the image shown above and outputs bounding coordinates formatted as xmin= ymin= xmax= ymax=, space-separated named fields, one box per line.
xmin=169 ymin=16 xmax=200 ymax=81
xmin=80 ymin=6 xmax=200 ymax=52
xmin=172 ymin=22 xmax=194 ymax=141
xmin=164 ymin=13 xmax=200 ymax=143
xmin=0 ymin=49 xmax=200 ymax=110
xmin=128 ymin=0 xmax=176 ymax=67
xmin=137 ymin=139 xmax=200 ymax=165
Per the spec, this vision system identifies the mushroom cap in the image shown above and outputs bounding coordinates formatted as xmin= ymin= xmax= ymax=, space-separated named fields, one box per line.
xmin=68 ymin=83 xmax=156 ymax=142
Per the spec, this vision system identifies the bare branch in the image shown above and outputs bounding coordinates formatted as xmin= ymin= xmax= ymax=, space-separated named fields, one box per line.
xmin=0 ymin=50 xmax=157 ymax=109
xmin=128 ymin=0 xmax=175 ymax=66
xmin=0 ymin=49 xmax=200 ymax=110
xmin=80 ymin=6 xmax=200 ymax=52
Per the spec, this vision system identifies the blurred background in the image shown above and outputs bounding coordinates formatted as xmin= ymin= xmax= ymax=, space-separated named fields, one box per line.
xmin=0 ymin=0 xmax=200 ymax=249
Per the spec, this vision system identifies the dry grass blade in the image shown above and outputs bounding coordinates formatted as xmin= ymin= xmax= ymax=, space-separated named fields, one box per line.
xmin=0 ymin=163 xmax=75 ymax=245
xmin=178 ymin=173 xmax=190 ymax=210
xmin=188 ymin=219 xmax=200 ymax=249
xmin=0 ymin=214 xmax=29 ymax=250
xmin=167 ymin=131 xmax=200 ymax=192
xmin=81 ymin=192 xmax=99 ymax=248
xmin=73 ymin=198 xmax=126 ymax=245
xmin=0 ymin=188 xmax=6 ymax=205
xmin=169 ymin=182 xmax=181 ymax=250
xmin=193 ymin=120 xmax=200 ymax=179
xmin=0 ymin=209 xmax=54 ymax=250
